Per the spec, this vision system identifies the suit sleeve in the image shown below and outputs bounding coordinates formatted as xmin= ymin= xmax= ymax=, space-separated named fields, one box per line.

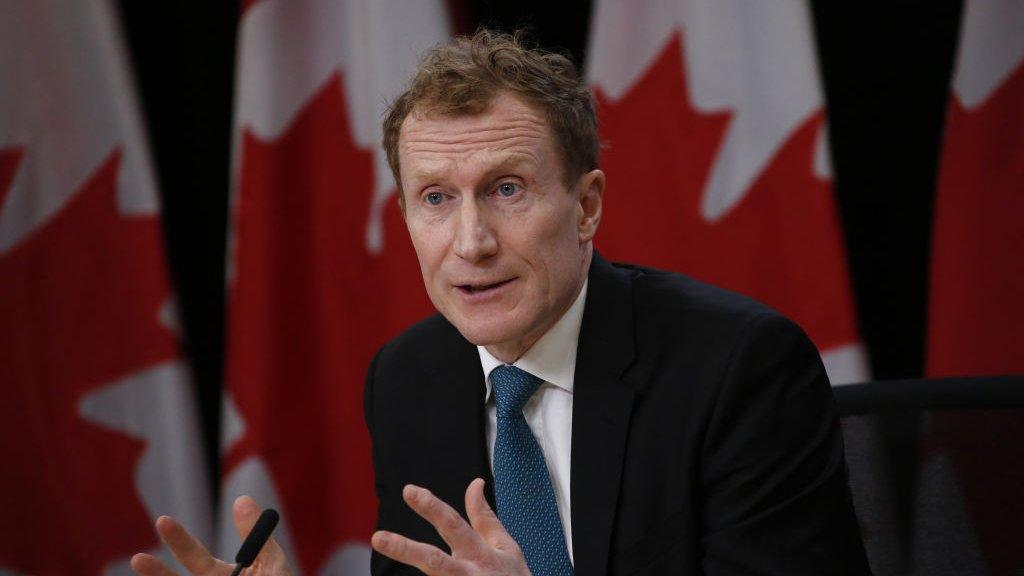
xmin=699 ymin=313 xmax=870 ymax=575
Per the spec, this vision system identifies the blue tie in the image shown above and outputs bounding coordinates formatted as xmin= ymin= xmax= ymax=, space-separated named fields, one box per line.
xmin=490 ymin=364 xmax=573 ymax=576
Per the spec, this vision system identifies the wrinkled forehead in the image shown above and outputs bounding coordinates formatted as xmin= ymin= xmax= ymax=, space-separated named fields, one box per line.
xmin=398 ymin=93 xmax=558 ymax=178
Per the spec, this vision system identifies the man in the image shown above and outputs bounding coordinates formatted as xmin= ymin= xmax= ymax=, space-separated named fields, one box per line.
xmin=132 ymin=29 xmax=869 ymax=576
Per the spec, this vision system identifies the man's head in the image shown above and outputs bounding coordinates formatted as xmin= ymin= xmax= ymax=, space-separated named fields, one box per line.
xmin=384 ymin=29 xmax=604 ymax=362
xmin=383 ymin=29 xmax=600 ymax=192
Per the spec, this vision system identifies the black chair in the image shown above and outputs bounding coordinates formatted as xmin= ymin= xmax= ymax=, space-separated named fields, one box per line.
xmin=835 ymin=375 xmax=1024 ymax=576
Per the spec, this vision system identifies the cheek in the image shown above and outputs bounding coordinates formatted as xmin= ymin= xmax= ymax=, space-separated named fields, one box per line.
xmin=407 ymin=223 xmax=447 ymax=278
xmin=535 ymin=210 xmax=583 ymax=257
xmin=546 ymin=226 xmax=587 ymax=289
xmin=521 ymin=223 xmax=579 ymax=291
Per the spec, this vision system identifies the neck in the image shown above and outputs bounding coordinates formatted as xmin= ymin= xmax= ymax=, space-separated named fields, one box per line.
xmin=485 ymin=342 xmax=532 ymax=365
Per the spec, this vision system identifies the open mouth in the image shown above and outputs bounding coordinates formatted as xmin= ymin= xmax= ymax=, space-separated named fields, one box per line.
xmin=456 ymin=278 xmax=514 ymax=294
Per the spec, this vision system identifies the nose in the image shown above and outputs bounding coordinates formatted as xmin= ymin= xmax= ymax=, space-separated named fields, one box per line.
xmin=453 ymin=196 xmax=497 ymax=262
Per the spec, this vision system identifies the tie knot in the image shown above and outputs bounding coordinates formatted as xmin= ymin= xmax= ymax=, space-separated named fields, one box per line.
xmin=490 ymin=365 xmax=543 ymax=417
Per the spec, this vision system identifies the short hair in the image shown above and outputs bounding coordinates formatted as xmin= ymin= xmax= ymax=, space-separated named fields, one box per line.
xmin=382 ymin=28 xmax=599 ymax=191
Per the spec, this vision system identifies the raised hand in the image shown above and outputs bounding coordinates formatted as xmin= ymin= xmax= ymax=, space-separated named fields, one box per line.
xmin=130 ymin=496 xmax=293 ymax=576
xmin=371 ymin=478 xmax=531 ymax=576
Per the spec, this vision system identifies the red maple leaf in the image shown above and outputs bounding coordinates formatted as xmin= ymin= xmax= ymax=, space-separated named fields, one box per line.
xmin=924 ymin=61 xmax=1024 ymax=576
xmin=926 ymin=62 xmax=1024 ymax=378
xmin=0 ymin=150 xmax=180 ymax=574
xmin=594 ymin=33 xmax=861 ymax=354
xmin=224 ymin=72 xmax=433 ymax=573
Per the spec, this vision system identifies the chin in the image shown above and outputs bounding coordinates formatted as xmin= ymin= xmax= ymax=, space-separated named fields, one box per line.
xmin=431 ymin=290 xmax=534 ymax=348
xmin=445 ymin=309 xmax=527 ymax=347
xmin=450 ymin=320 xmax=514 ymax=347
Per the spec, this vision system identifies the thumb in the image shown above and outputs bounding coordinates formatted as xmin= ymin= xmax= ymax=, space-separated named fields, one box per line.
xmin=465 ymin=479 xmax=517 ymax=551
xmin=232 ymin=495 xmax=290 ymax=569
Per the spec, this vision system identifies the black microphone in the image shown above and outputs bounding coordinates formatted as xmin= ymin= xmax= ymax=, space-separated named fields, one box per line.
xmin=230 ymin=508 xmax=280 ymax=576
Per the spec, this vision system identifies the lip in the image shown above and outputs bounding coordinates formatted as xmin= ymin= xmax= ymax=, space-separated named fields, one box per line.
xmin=453 ymin=278 xmax=516 ymax=304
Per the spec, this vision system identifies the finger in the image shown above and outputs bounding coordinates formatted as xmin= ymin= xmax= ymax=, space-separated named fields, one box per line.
xmin=464 ymin=479 xmax=518 ymax=552
xmin=232 ymin=496 xmax=288 ymax=567
xmin=154 ymin=516 xmax=221 ymax=575
xmin=130 ymin=553 xmax=178 ymax=576
xmin=371 ymin=530 xmax=469 ymax=576
xmin=402 ymin=484 xmax=484 ymax=556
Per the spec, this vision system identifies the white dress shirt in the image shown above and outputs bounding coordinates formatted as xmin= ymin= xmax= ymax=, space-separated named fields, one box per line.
xmin=477 ymin=280 xmax=587 ymax=562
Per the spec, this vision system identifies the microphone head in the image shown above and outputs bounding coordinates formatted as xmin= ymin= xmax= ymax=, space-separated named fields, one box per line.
xmin=235 ymin=508 xmax=280 ymax=567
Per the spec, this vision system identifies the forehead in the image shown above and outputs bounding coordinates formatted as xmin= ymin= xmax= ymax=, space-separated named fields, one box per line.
xmin=398 ymin=93 xmax=556 ymax=177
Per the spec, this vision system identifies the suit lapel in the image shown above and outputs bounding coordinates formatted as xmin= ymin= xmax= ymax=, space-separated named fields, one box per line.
xmin=422 ymin=328 xmax=495 ymax=513
xmin=571 ymin=253 xmax=636 ymax=576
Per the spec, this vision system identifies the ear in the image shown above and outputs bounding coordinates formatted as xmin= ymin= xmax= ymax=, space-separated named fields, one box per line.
xmin=575 ymin=169 xmax=604 ymax=244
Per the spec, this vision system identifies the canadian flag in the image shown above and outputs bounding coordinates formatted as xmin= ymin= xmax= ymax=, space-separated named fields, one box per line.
xmin=913 ymin=2 xmax=1024 ymax=574
xmin=0 ymin=1 xmax=210 ymax=574
xmin=220 ymin=1 xmax=450 ymax=573
xmin=926 ymin=0 xmax=1024 ymax=378
xmin=587 ymin=0 xmax=869 ymax=384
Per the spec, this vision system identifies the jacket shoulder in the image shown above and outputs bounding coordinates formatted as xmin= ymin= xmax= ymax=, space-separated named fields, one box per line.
xmin=372 ymin=312 xmax=472 ymax=379
xmin=606 ymin=261 xmax=819 ymax=380
xmin=616 ymin=261 xmax=789 ymax=332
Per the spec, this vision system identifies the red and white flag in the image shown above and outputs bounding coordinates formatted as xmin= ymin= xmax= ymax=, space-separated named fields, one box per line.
xmin=586 ymin=0 xmax=869 ymax=384
xmin=927 ymin=0 xmax=1024 ymax=378
xmin=220 ymin=1 xmax=450 ymax=573
xmin=914 ymin=3 xmax=1024 ymax=574
xmin=0 ymin=1 xmax=210 ymax=574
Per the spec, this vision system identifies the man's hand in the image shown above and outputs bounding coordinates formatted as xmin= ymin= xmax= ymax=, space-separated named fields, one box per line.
xmin=372 ymin=478 xmax=531 ymax=576
xmin=130 ymin=496 xmax=293 ymax=576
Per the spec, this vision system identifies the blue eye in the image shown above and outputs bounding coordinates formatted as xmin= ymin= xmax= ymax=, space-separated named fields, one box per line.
xmin=497 ymin=182 xmax=519 ymax=197
xmin=425 ymin=191 xmax=444 ymax=205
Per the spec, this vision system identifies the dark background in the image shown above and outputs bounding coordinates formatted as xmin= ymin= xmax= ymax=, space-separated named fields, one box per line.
xmin=116 ymin=0 xmax=964 ymax=496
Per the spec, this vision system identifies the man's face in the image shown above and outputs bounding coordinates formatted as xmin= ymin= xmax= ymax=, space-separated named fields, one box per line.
xmin=397 ymin=92 xmax=603 ymax=360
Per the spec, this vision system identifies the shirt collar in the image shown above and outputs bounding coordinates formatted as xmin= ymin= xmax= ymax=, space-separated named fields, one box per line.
xmin=478 ymin=279 xmax=588 ymax=403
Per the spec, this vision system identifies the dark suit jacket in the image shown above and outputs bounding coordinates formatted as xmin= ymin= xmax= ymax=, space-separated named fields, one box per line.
xmin=364 ymin=254 xmax=870 ymax=575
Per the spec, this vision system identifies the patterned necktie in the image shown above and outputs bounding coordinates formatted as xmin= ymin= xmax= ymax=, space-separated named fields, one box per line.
xmin=490 ymin=364 xmax=574 ymax=576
